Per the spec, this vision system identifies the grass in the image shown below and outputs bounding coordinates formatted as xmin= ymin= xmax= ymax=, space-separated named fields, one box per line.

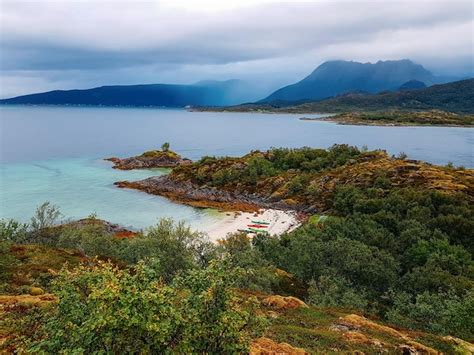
xmin=1 ymin=244 xmax=84 ymax=294
xmin=260 ymin=306 xmax=460 ymax=353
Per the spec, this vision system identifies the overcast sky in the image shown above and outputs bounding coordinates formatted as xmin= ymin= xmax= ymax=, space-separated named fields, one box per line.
xmin=0 ymin=0 xmax=472 ymax=98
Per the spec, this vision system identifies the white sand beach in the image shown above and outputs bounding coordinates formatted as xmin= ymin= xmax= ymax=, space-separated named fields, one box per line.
xmin=202 ymin=209 xmax=300 ymax=242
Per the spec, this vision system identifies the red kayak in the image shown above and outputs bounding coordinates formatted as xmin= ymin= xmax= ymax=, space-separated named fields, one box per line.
xmin=247 ymin=224 xmax=268 ymax=228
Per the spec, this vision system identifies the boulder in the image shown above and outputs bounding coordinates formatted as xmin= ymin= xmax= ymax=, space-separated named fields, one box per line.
xmin=29 ymin=287 xmax=45 ymax=296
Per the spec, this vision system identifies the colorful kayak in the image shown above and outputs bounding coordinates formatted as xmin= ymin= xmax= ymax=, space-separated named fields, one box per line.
xmin=238 ymin=229 xmax=254 ymax=233
xmin=248 ymin=228 xmax=269 ymax=234
xmin=251 ymin=220 xmax=270 ymax=225
xmin=247 ymin=224 xmax=268 ymax=228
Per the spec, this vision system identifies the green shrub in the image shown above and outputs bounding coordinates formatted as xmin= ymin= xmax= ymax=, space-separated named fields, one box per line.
xmin=255 ymin=185 xmax=473 ymax=336
xmin=0 ymin=219 xmax=28 ymax=243
xmin=307 ymin=276 xmax=368 ymax=310
xmin=28 ymin=258 xmax=264 ymax=353
xmin=56 ymin=218 xmax=216 ymax=282
xmin=219 ymin=233 xmax=278 ymax=292
xmin=0 ymin=240 xmax=17 ymax=292
xmin=386 ymin=290 xmax=474 ymax=339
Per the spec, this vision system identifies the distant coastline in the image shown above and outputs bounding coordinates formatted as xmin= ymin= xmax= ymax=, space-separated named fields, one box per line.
xmin=0 ymin=102 xmax=187 ymax=109
xmin=299 ymin=111 xmax=474 ymax=127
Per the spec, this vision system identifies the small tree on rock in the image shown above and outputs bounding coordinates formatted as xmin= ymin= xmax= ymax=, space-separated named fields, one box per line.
xmin=161 ymin=142 xmax=170 ymax=152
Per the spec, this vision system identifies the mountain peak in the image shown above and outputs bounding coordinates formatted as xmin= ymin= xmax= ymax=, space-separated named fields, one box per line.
xmin=262 ymin=59 xmax=435 ymax=102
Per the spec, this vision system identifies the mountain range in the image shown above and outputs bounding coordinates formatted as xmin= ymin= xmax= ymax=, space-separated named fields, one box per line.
xmin=261 ymin=59 xmax=438 ymax=102
xmin=0 ymin=80 xmax=259 ymax=107
xmin=0 ymin=59 xmax=466 ymax=108
xmin=312 ymin=78 xmax=473 ymax=113
xmin=216 ymin=79 xmax=474 ymax=114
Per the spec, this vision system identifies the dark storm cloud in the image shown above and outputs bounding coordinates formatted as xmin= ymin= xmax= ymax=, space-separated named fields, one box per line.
xmin=0 ymin=0 xmax=472 ymax=97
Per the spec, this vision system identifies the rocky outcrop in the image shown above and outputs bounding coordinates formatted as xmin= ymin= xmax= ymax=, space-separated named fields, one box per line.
xmin=115 ymin=175 xmax=296 ymax=212
xmin=62 ymin=218 xmax=136 ymax=237
xmin=335 ymin=314 xmax=438 ymax=354
xmin=105 ymin=150 xmax=192 ymax=170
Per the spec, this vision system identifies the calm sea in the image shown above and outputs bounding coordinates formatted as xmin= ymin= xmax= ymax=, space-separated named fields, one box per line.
xmin=1 ymin=106 xmax=472 ymax=229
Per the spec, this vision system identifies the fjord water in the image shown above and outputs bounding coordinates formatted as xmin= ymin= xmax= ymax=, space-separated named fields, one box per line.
xmin=1 ymin=106 xmax=472 ymax=229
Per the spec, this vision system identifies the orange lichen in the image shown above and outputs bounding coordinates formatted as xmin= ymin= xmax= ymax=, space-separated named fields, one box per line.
xmin=261 ymin=295 xmax=308 ymax=310
xmin=250 ymin=337 xmax=307 ymax=354
xmin=113 ymin=231 xmax=137 ymax=239
xmin=338 ymin=314 xmax=438 ymax=354
xmin=0 ymin=294 xmax=57 ymax=308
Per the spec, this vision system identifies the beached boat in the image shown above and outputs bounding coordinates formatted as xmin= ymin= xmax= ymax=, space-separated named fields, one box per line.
xmin=247 ymin=224 xmax=268 ymax=228
xmin=238 ymin=229 xmax=254 ymax=234
xmin=251 ymin=220 xmax=270 ymax=225
xmin=248 ymin=228 xmax=269 ymax=234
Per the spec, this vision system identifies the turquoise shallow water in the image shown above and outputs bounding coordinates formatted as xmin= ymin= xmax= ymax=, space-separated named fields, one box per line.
xmin=0 ymin=106 xmax=472 ymax=229
xmin=0 ymin=157 xmax=222 ymax=230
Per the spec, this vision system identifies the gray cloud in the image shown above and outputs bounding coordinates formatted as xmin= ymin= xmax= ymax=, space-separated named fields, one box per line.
xmin=0 ymin=0 xmax=472 ymax=98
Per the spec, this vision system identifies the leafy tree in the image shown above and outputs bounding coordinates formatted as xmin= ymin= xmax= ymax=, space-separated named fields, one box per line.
xmin=219 ymin=233 xmax=278 ymax=292
xmin=161 ymin=142 xmax=170 ymax=152
xmin=386 ymin=290 xmax=474 ymax=339
xmin=58 ymin=223 xmax=118 ymax=258
xmin=174 ymin=258 xmax=265 ymax=353
xmin=121 ymin=219 xmax=215 ymax=280
xmin=56 ymin=219 xmax=216 ymax=282
xmin=307 ymin=276 xmax=368 ymax=310
xmin=255 ymin=184 xmax=473 ymax=334
xmin=30 ymin=202 xmax=62 ymax=232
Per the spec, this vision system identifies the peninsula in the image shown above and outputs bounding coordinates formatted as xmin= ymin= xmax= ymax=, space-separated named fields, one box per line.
xmin=115 ymin=145 xmax=473 ymax=214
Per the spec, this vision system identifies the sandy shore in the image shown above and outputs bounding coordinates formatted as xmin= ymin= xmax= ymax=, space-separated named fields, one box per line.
xmin=201 ymin=209 xmax=300 ymax=242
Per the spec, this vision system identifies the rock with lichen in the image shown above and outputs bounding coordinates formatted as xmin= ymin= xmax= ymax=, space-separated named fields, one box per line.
xmin=105 ymin=149 xmax=192 ymax=170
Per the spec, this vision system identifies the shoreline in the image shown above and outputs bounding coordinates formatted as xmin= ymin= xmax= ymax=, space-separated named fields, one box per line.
xmin=200 ymin=209 xmax=300 ymax=242
xmin=299 ymin=116 xmax=474 ymax=128
xmin=114 ymin=176 xmax=297 ymax=213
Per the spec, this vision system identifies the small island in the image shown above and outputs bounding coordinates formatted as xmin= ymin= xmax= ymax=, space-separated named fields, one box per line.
xmin=105 ymin=143 xmax=192 ymax=170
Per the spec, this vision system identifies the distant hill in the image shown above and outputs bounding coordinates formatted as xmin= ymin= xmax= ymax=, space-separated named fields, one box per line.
xmin=399 ymin=80 xmax=426 ymax=91
xmin=292 ymin=78 xmax=474 ymax=113
xmin=202 ymin=79 xmax=474 ymax=114
xmin=262 ymin=59 xmax=437 ymax=102
xmin=0 ymin=80 xmax=256 ymax=107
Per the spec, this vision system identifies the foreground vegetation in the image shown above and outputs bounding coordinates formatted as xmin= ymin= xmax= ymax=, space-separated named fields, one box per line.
xmin=1 ymin=145 xmax=473 ymax=353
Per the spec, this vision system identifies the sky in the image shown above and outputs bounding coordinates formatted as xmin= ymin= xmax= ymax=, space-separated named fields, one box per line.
xmin=0 ymin=0 xmax=473 ymax=98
